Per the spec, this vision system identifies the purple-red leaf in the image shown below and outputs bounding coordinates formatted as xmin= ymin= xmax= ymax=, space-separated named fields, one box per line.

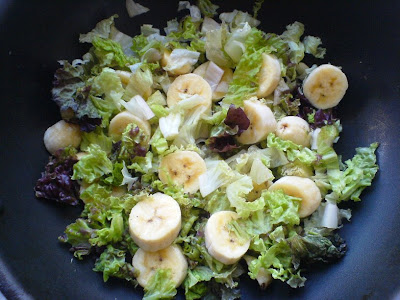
xmin=224 ymin=105 xmax=250 ymax=134
xmin=34 ymin=148 xmax=80 ymax=205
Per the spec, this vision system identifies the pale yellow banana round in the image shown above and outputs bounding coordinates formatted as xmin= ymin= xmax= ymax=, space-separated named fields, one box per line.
xmin=193 ymin=61 xmax=234 ymax=100
xmin=276 ymin=116 xmax=311 ymax=147
xmin=166 ymin=73 xmax=212 ymax=108
xmin=204 ymin=211 xmax=250 ymax=265
xmin=269 ymin=176 xmax=321 ymax=218
xmin=128 ymin=193 xmax=181 ymax=252
xmin=161 ymin=50 xmax=192 ymax=76
xmin=43 ymin=120 xmax=82 ymax=155
xmin=256 ymin=53 xmax=281 ymax=98
xmin=236 ymin=98 xmax=277 ymax=145
xmin=303 ymin=64 xmax=348 ymax=109
xmin=132 ymin=244 xmax=188 ymax=288
xmin=159 ymin=150 xmax=206 ymax=193
xmin=108 ymin=111 xmax=151 ymax=142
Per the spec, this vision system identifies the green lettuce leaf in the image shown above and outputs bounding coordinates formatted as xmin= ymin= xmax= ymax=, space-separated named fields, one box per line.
xmin=92 ymin=37 xmax=138 ymax=69
xmin=79 ymin=15 xmax=117 ymax=43
xmin=266 ymin=133 xmax=317 ymax=165
xmin=303 ymin=36 xmax=326 ymax=58
xmin=143 ymin=269 xmax=177 ymax=300
xmin=72 ymin=144 xmax=113 ymax=183
xmin=90 ymin=67 xmax=124 ymax=126
xmin=52 ymin=60 xmax=102 ymax=132
xmin=93 ymin=244 xmax=136 ymax=283
xmin=80 ymin=127 xmax=113 ymax=154
xmin=197 ymin=0 xmax=219 ymax=17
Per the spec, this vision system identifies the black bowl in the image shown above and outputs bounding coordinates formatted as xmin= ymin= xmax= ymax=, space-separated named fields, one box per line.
xmin=1 ymin=1 xmax=399 ymax=299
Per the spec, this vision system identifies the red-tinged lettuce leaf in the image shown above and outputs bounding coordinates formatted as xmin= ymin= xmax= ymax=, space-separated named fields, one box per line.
xmin=52 ymin=60 xmax=102 ymax=132
xmin=224 ymin=105 xmax=250 ymax=134
xmin=207 ymin=134 xmax=240 ymax=153
xmin=295 ymin=86 xmax=338 ymax=129
xmin=34 ymin=147 xmax=80 ymax=205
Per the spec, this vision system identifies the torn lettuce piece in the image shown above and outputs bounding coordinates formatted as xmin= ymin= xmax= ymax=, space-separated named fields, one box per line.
xmin=34 ymin=147 xmax=80 ymax=205
xmin=52 ymin=60 xmax=102 ymax=132
xmin=197 ymin=0 xmax=219 ymax=17
xmin=79 ymin=15 xmax=117 ymax=43
xmin=80 ymin=128 xmax=113 ymax=154
xmin=123 ymin=63 xmax=154 ymax=100
xmin=143 ymin=269 xmax=177 ymax=300
xmin=72 ymin=144 xmax=113 ymax=183
xmin=93 ymin=244 xmax=136 ymax=283
xmin=266 ymin=133 xmax=317 ymax=165
xmin=92 ymin=37 xmax=138 ymax=68
xmin=303 ymin=36 xmax=326 ymax=58
xmin=126 ymin=0 xmax=150 ymax=18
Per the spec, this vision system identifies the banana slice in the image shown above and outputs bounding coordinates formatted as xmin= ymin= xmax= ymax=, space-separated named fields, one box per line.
xmin=108 ymin=111 xmax=151 ymax=142
xmin=236 ymin=98 xmax=277 ymax=145
xmin=132 ymin=244 xmax=188 ymax=288
xmin=204 ymin=211 xmax=250 ymax=265
xmin=128 ymin=193 xmax=181 ymax=252
xmin=161 ymin=50 xmax=192 ymax=76
xmin=276 ymin=116 xmax=311 ymax=147
xmin=268 ymin=176 xmax=321 ymax=218
xmin=193 ymin=61 xmax=234 ymax=100
xmin=158 ymin=150 xmax=206 ymax=193
xmin=256 ymin=53 xmax=281 ymax=98
xmin=44 ymin=120 xmax=82 ymax=155
xmin=302 ymin=64 xmax=348 ymax=109
xmin=166 ymin=73 xmax=212 ymax=108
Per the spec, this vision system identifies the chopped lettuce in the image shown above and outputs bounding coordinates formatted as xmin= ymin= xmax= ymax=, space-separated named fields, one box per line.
xmin=72 ymin=144 xmax=113 ymax=183
xmin=143 ymin=269 xmax=177 ymax=300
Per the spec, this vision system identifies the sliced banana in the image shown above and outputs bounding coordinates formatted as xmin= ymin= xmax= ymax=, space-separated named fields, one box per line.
xmin=108 ymin=111 xmax=151 ymax=142
xmin=43 ymin=120 xmax=82 ymax=155
xmin=166 ymin=73 xmax=212 ymax=108
xmin=247 ymin=181 xmax=272 ymax=201
xmin=128 ymin=193 xmax=181 ymax=252
xmin=276 ymin=116 xmax=311 ymax=147
xmin=302 ymin=64 xmax=348 ymax=109
xmin=236 ymin=98 xmax=277 ymax=145
xmin=193 ymin=61 xmax=234 ymax=100
xmin=158 ymin=150 xmax=206 ymax=193
xmin=204 ymin=211 xmax=250 ymax=265
xmin=256 ymin=53 xmax=281 ymax=98
xmin=268 ymin=176 xmax=321 ymax=218
xmin=132 ymin=244 xmax=188 ymax=288
xmin=161 ymin=50 xmax=192 ymax=76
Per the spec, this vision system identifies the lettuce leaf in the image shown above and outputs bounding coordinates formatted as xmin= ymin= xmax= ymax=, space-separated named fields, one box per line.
xmin=34 ymin=147 xmax=80 ymax=205
xmin=79 ymin=15 xmax=117 ymax=43
xmin=143 ymin=269 xmax=177 ymax=300
xmin=92 ymin=37 xmax=138 ymax=69
xmin=52 ymin=60 xmax=102 ymax=132
xmin=72 ymin=144 xmax=113 ymax=183
xmin=80 ymin=127 xmax=113 ymax=154
xmin=197 ymin=0 xmax=219 ymax=17
xmin=266 ymin=133 xmax=317 ymax=165
xmin=93 ymin=244 xmax=136 ymax=283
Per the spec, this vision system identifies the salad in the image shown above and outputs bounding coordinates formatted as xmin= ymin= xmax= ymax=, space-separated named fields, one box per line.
xmin=34 ymin=1 xmax=379 ymax=299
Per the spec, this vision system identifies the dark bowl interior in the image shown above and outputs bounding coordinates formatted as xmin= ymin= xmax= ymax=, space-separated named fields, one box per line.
xmin=1 ymin=1 xmax=400 ymax=299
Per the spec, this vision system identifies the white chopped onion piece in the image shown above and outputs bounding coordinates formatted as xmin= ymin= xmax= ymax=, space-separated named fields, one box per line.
xmin=126 ymin=0 xmax=150 ymax=18
xmin=321 ymin=202 xmax=339 ymax=229
xmin=204 ymin=61 xmax=224 ymax=92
